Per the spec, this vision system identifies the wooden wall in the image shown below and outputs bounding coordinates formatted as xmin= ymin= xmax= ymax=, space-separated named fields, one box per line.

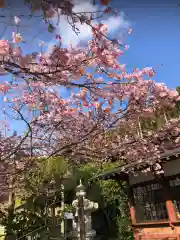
xmin=134 ymin=224 xmax=180 ymax=239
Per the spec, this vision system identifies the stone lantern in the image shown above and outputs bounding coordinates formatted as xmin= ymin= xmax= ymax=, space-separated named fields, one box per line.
xmin=70 ymin=180 xmax=98 ymax=240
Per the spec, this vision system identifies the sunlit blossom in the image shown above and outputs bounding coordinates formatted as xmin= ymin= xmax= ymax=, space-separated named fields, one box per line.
xmin=14 ymin=16 xmax=20 ymax=25
xmin=12 ymin=32 xmax=23 ymax=43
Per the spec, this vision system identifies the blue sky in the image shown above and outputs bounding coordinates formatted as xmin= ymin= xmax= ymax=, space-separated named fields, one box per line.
xmin=0 ymin=0 xmax=180 ymax=134
xmin=113 ymin=0 xmax=180 ymax=89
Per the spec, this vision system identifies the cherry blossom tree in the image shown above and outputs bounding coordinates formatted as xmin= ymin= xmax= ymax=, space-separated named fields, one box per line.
xmin=0 ymin=0 xmax=179 ymax=204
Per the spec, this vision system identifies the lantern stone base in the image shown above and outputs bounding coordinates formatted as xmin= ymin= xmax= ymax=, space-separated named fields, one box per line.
xmin=69 ymin=229 xmax=96 ymax=240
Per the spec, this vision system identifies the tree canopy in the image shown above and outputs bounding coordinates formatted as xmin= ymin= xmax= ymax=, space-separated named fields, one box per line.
xmin=0 ymin=0 xmax=179 ymax=204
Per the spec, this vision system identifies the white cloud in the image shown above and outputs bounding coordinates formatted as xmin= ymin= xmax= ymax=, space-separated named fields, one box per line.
xmin=50 ymin=0 xmax=130 ymax=47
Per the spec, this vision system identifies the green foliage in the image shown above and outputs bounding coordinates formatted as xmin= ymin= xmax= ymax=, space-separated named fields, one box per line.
xmin=176 ymin=86 xmax=180 ymax=95
xmin=76 ymin=163 xmax=133 ymax=240
xmin=0 ymin=157 xmax=70 ymax=239
xmin=24 ymin=156 xmax=69 ymax=195
xmin=176 ymin=86 xmax=180 ymax=113
xmin=48 ymin=23 xmax=55 ymax=33
xmin=2 ymin=160 xmax=132 ymax=240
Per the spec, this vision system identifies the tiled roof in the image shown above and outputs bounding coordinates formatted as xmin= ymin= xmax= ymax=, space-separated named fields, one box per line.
xmin=89 ymin=147 xmax=180 ymax=182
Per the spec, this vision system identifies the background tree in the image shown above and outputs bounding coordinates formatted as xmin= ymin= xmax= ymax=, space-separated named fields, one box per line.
xmin=1 ymin=158 xmax=132 ymax=240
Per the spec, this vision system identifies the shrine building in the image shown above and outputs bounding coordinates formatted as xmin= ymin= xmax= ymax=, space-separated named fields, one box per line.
xmin=89 ymin=147 xmax=180 ymax=240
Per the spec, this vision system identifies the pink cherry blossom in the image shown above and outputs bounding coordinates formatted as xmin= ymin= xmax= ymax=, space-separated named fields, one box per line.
xmin=0 ymin=40 xmax=9 ymax=55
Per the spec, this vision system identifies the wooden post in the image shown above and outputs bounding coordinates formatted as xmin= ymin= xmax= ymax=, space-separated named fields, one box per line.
xmin=116 ymin=175 xmax=136 ymax=224
xmin=128 ymin=186 xmax=136 ymax=225
xmin=166 ymin=200 xmax=176 ymax=222
xmin=161 ymin=179 xmax=176 ymax=224
xmin=126 ymin=177 xmax=136 ymax=225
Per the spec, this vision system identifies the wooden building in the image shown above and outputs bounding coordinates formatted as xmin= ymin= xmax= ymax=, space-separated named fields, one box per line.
xmin=89 ymin=147 xmax=180 ymax=240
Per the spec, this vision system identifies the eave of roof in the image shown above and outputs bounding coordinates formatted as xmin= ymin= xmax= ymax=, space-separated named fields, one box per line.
xmin=89 ymin=147 xmax=180 ymax=183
